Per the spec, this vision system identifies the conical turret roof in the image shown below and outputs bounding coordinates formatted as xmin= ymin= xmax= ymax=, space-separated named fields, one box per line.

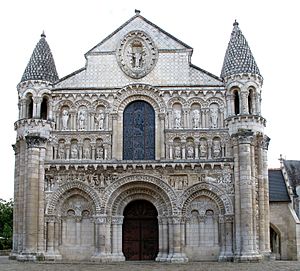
xmin=21 ymin=32 xmax=59 ymax=83
xmin=221 ymin=21 xmax=261 ymax=78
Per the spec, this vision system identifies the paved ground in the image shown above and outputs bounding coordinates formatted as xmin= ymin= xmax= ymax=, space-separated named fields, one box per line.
xmin=1 ymin=257 xmax=300 ymax=271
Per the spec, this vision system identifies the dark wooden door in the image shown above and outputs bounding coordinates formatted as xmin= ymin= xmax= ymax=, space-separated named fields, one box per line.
xmin=123 ymin=200 xmax=158 ymax=260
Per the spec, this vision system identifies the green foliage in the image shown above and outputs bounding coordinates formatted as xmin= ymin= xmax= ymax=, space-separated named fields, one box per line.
xmin=0 ymin=199 xmax=13 ymax=250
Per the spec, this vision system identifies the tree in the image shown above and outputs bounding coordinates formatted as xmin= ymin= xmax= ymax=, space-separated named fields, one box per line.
xmin=0 ymin=199 xmax=13 ymax=250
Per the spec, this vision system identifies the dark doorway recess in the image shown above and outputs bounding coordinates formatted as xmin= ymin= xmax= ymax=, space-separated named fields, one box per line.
xmin=122 ymin=200 xmax=158 ymax=261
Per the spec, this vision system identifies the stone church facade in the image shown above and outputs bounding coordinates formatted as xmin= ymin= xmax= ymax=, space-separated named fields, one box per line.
xmin=12 ymin=11 xmax=271 ymax=262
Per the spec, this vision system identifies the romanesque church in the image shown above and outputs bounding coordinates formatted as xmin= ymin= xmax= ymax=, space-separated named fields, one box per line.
xmin=13 ymin=11 xmax=296 ymax=262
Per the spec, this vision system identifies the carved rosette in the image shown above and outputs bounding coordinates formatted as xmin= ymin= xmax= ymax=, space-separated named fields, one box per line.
xmin=116 ymin=30 xmax=158 ymax=79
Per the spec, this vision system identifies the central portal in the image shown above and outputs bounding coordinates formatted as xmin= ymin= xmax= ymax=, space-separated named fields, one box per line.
xmin=122 ymin=200 xmax=158 ymax=261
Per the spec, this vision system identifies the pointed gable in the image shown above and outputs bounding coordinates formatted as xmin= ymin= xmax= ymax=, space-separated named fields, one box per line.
xmin=21 ymin=33 xmax=59 ymax=83
xmin=221 ymin=21 xmax=261 ymax=78
xmin=86 ymin=13 xmax=192 ymax=55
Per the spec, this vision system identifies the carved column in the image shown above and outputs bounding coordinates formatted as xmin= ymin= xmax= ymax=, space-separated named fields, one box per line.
xmin=224 ymin=215 xmax=233 ymax=260
xmin=19 ymin=135 xmax=47 ymax=260
xmin=32 ymin=97 xmax=42 ymax=118
xmin=159 ymin=113 xmax=166 ymax=159
xmin=240 ymin=90 xmax=249 ymax=115
xmin=262 ymin=135 xmax=271 ymax=256
xmin=111 ymin=216 xmax=125 ymax=261
xmin=170 ymin=216 xmax=187 ymax=262
xmin=234 ymin=130 xmax=260 ymax=261
xmin=194 ymin=138 xmax=199 ymax=159
xmin=181 ymin=139 xmax=186 ymax=160
xmin=218 ymin=215 xmax=226 ymax=259
xmin=92 ymin=215 xmax=110 ymax=262
xmin=111 ymin=113 xmax=119 ymax=160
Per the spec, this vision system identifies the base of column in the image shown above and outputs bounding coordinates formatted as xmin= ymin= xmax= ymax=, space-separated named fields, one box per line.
xmin=16 ymin=252 xmax=45 ymax=261
xmin=261 ymin=250 xmax=272 ymax=260
xmin=44 ymin=251 xmax=62 ymax=261
xmin=109 ymin=253 xmax=125 ymax=262
xmin=234 ymin=252 xmax=263 ymax=262
xmin=219 ymin=253 xmax=234 ymax=262
xmin=155 ymin=252 xmax=169 ymax=262
xmin=170 ymin=253 xmax=188 ymax=263
xmin=91 ymin=253 xmax=114 ymax=262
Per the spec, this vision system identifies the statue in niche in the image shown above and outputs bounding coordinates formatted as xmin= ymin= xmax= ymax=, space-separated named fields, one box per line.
xmin=129 ymin=40 xmax=145 ymax=69
xmin=71 ymin=143 xmax=78 ymax=159
xmin=199 ymin=141 xmax=207 ymax=158
xmin=62 ymin=109 xmax=69 ymax=130
xmin=95 ymin=111 xmax=105 ymax=130
xmin=96 ymin=144 xmax=104 ymax=160
xmin=212 ymin=141 xmax=221 ymax=158
xmin=210 ymin=107 xmax=218 ymax=128
xmin=78 ymin=110 xmax=86 ymax=130
xmin=192 ymin=109 xmax=200 ymax=128
xmin=187 ymin=145 xmax=194 ymax=159
xmin=174 ymin=110 xmax=181 ymax=129
xmin=82 ymin=143 xmax=91 ymax=159
xmin=174 ymin=145 xmax=181 ymax=159
xmin=57 ymin=142 xmax=65 ymax=159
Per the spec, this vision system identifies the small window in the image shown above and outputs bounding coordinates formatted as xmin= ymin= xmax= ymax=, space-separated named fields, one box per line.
xmin=27 ymin=96 xmax=33 ymax=118
xmin=41 ymin=97 xmax=48 ymax=120
xmin=234 ymin=90 xmax=240 ymax=115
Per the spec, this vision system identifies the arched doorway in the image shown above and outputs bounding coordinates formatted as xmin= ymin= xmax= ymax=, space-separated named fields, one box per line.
xmin=122 ymin=200 xmax=158 ymax=260
xmin=123 ymin=101 xmax=155 ymax=160
xmin=270 ymin=225 xmax=281 ymax=259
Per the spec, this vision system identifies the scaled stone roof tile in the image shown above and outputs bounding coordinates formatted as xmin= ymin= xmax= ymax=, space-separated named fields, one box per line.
xmin=21 ymin=33 xmax=59 ymax=83
xmin=268 ymin=169 xmax=290 ymax=202
xmin=221 ymin=21 xmax=261 ymax=78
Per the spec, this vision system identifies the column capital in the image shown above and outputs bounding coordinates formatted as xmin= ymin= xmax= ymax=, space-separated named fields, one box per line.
xmin=232 ymin=129 xmax=254 ymax=145
xmin=111 ymin=216 xmax=124 ymax=225
xmin=25 ymin=134 xmax=47 ymax=148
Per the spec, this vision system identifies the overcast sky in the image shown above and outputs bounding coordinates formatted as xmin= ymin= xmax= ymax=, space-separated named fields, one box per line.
xmin=0 ymin=0 xmax=299 ymax=200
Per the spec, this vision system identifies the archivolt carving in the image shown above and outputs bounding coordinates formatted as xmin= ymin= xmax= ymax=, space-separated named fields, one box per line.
xmin=167 ymin=96 xmax=187 ymax=108
xmin=186 ymin=97 xmax=206 ymax=108
xmin=113 ymin=84 xmax=166 ymax=113
xmin=180 ymin=182 xmax=233 ymax=216
xmin=46 ymin=180 xmax=101 ymax=215
xmin=103 ymin=175 xmax=177 ymax=215
xmin=55 ymin=100 xmax=75 ymax=111
xmin=74 ymin=100 xmax=91 ymax=109
xmin=91 ymin=99 xmax=110 ymax=109
xmin=111 ymin=186 xmax=169 ymax=216
xmin=207 ymin=97 xmax=225 ymax=107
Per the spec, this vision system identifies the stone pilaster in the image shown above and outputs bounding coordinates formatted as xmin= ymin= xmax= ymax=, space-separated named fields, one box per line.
xmin=110 ymin=216 xmax=125 ymax=261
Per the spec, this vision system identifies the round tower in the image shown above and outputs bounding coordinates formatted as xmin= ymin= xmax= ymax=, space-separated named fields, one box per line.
xmin=12 ymin=32 xmax=58 ymax=261
xmin=221 ymin=21 xmax=271 ymax=261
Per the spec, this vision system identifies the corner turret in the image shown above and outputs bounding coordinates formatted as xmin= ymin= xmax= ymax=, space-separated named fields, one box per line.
xmin=222 ymin=21 xmax=265 ymax=135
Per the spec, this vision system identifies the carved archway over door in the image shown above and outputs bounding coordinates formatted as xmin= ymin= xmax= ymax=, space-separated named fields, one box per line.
xmin=123 ymin=101 xmax=155 ymax=160
xmin=122 ymin=200 xmax=158 ymax=260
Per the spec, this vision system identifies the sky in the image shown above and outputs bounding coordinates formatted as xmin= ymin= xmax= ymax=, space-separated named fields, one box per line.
xmin=0 ymin=0 xmax=299 ymax=200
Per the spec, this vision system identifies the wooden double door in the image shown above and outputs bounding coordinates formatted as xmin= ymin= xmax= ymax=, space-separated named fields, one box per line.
xmin=122 ymin=200 xmax=158 ymax=260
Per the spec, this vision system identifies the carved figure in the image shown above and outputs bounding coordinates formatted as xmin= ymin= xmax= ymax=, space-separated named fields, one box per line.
xmin=174 ymin=110 xmax=181 ymax=129
xmin=95 ymin=111 xmax=105 ymax=130
xmin=174 ymin=145 xmax=181 ymax=159
xmin=130 ymin=41 xmax=145 ymax=68
xmin=71 ymin=143 xmax=78 ymax=159
xmin=58 ymin=142 xmax=65 ymax=159
xmin=210 ymin=107 xmax=218 ymax=128
xmin=83 ymin=144 xmax=91 ymax=159
xmin=62 ymin=109 xmax=69 ymax=130
xmin=96 ymin=145 xmax=104 ymax=160
xmin=187 ymin=145 xmax=194 ymax=159
xmin=212 ymin=140 xmax=221 ymax=158
xmin=192 ymin=109 xmax=200 ymax=128
xmin=199 ymin=141 xmax=207 ymax=158
xmin=78 ymin=110 xmax=86 ymax=130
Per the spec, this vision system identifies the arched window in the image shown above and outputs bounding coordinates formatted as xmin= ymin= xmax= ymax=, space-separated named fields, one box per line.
xmin=233 ymin=90 xmax=240 ymax=115
xmin=248 ymin=89 xmax=253 ymax=114
xmin=41 ymin=96 xmax=48 ymax=120
xmin=123 ymin=101 xmax=155 ymax=160
xmin=27 ymin=95 xmax=33 ymax=118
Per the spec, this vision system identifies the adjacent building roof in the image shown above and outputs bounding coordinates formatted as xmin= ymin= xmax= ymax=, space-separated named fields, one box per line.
xmin=21 ymin=32 xmax=59 ymax=83
xmin=268 ymin=169 xmax=290 ymax=202
xmin=221 ymin=21 xmax=261 ymax=79
xmin=283 ymin=160 xmax=300 ymax=192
